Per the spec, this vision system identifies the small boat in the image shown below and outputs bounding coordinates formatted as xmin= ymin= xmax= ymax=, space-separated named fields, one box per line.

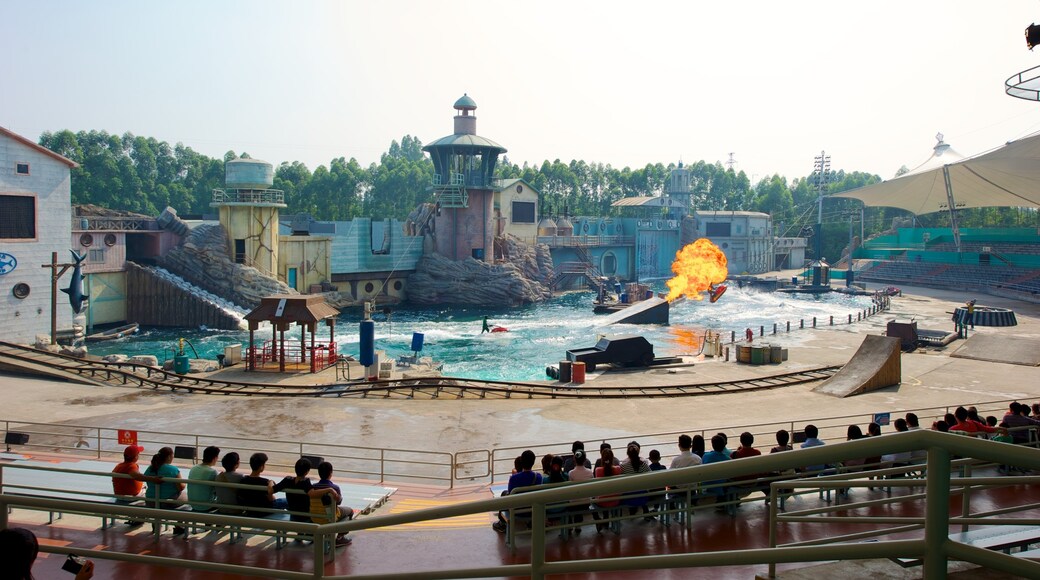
xmin=86 ymin=322 xmax=139 ymax=342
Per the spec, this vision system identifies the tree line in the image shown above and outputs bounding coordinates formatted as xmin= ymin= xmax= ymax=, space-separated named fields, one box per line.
xmin=38 ymin=129 xmax=1034 ymax=262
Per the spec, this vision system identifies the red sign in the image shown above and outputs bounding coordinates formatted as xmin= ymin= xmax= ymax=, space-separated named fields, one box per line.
xmin=117 ymin=430 xmax=138 ymax=446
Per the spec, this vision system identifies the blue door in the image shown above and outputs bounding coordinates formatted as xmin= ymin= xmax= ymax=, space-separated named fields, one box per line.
xmin=288 ymin=268 xmax=298 ymax=290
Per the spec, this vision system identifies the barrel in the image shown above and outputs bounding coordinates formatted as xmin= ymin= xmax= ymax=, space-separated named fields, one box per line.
xmin=770 ymin=345 xmax=783 ymax=363
xmin=173 ymin=353 xmax=190 ymax=374
xmin=620 ymin=293 xmax=628 ymax=304
xmin=750 ymin=346 xmax=767 ymax=365
xmin=737 ymin=345 xmax=751 ymax=363
xmin=645 ymin=289 xmax=654 ymax=300
xmin=572 ymin=361 xmax=586 ymax=384
xmin=559 ymin=360 xmax=572 ymax=383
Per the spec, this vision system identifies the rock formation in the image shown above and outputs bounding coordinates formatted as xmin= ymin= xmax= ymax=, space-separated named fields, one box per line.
xmin=158 ymin=223 xmax=294 ymax=310
xmin=406 ymin=235 xmax=554 ymax=306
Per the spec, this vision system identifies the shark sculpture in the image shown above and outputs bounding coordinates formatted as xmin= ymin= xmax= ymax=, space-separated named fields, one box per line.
xmin=61 ymin=250 xmax=89 ymax=314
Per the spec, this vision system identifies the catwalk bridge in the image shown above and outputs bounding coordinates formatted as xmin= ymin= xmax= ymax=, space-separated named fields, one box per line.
xmin=0 ymin=341 xmax=839 ymax=399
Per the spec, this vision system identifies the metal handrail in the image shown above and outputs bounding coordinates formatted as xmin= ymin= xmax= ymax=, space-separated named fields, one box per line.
xmin=3 ymin=431 xmax=1039 ymax=579
xmin=1 ymin=396 xmax=1024 ymax=488
xmin=1 ymin=418 xmax=454 ymax=487
xmin=485 ymin=397 xmax=1024 ymax=482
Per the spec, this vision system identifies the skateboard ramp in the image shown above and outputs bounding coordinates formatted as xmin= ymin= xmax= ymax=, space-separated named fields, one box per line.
xmin=813 ymin=335 xmax=901 ymax=398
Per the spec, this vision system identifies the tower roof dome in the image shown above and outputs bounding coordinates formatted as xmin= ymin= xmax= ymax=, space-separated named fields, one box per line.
xmin=454 ymin=93 xmax=477 ymax=110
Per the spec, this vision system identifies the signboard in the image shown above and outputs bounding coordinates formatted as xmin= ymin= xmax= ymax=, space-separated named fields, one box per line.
xmin=0 ymin=252 xmax=16 ymax=275
xmin=872 ymin=412 xmax=891 ymax=426
xmin=117 ymin=429 xmax=138 ymax=446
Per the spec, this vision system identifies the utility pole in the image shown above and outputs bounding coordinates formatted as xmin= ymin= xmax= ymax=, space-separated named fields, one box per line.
xmin=41 ymin=251 xmax=76 ymax=345
xmin=812 ymin=151 xmax=831 ymax=261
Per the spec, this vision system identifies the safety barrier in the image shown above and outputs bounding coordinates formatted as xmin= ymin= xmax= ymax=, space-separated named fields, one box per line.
xmin=3 ymin=431 xmax=1039 ymax=578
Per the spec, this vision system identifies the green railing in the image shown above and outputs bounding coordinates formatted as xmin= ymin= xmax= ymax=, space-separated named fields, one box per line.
xmin=2 ymin=431 xmax=1039 ymax=578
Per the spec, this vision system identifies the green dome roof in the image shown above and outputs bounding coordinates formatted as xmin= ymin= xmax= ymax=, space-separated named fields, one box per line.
xmin=454 ymin=94 xmax=477 ymax=110
xmin=422 ymin=133 xmax=506 ymax=153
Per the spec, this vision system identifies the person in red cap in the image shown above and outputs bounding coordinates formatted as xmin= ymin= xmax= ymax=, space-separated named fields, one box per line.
xmin=111 ymin=445 xmax=158 ymax=527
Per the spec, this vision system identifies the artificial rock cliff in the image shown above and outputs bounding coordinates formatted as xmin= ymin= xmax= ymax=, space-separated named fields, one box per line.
xmin=406 ymin=235 xmax=554 ymax=306
xmin=158 ymin=223 xmax=295 ymax=310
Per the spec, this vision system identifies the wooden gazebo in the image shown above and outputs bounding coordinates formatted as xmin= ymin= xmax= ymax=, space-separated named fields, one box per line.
xmin=244 ymin=294 xmax=340 ymax=373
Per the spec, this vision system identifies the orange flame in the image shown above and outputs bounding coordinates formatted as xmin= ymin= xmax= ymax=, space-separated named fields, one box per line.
xmin=665 ymin=239 xmax=728 ymax=302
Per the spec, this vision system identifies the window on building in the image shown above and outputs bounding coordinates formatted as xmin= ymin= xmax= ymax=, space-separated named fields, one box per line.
xmin=88 ymin=248 xmax=106 ymax=262
xmin=511 ymin=201 xmax=536 ymax=224
xmin=0 ymin=195 xmax=36 ymax=239
xmin=15 ymin=163 xmax=30 ymax=175
xmin=705 ymin=222 xmax=731 ymax=237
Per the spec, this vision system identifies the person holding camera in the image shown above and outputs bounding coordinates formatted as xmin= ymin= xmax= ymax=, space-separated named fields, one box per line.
xmin=0 ymin=527 xmax=94 ymax=579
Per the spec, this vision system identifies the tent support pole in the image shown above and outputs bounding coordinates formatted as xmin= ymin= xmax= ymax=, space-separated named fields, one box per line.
xmin=942 ymin=165 xmax=962 ymax=252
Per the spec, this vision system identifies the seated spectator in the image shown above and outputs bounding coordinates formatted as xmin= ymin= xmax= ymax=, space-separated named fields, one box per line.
xmin=702 ymin=434 xmax=732 ymax=510
xmin=568 ymin=450 xmax=594 ymax=483
xmin=275 ymin=458 xmax=341 ymax=542
xmin=691 ymin=435 xmax=706 ymax=458
xmin=312 ymin=461 xmax=355 ymax=538
xmin=882 ymin=418 xmax=913 ymax=467
xmin=593 ymin=442 xmax=621 ymax=469
xmin=1002 ymin=402 xmax=1040 ymax=443
xmin=770 ymin=430 xmax=793 ymax=453
xmin=493 ymin=450 xmax=542 ymax=533
xmin=0 ymin=527 xmax=94 ymax=580
xmin=950 ymin=406 xmax=1000 ymax=435
xmin=863 ymin=423 xmax=883 ymax=468
xmin=731 ymin=432 xmax=761 ymax=460
xmin=1032 ymin=403 xmax=1040 ymax=419
xmin=144 ymin=446 xmax=186 ymax=536
xmin=620 ymin=442 xmax=651 ymax=517
xmin=648 ymin=449 xmax=665 ymax=472
xmin=111 ymin=444 xmax=156 ymax=527
xmin=187 ymin=445 xmax=220 ymax=512
xmin=237 ymin=452 xmax=288 ymax=518
xmin=542 ymin=455 xmax=570 ymax=520
xmin=933 ymin=420 xmax=950 ymax=433
xmin=592 ymin=448 xmax=621 ymax=532
xmin=843 ymin=425 xmax=866 ymax=469
xmin=714 ymin=432 xmax=733 ymax=458
xmin=565 ymin=449 xmax=592 ymax=532
xmin=214 ymin=452 xmax=245 ymax=514
xmin=670 ymin=434 xmax=702 ymax=469
xmin=905 ymin=413 xmax=927 ymax=463
xmin=943 ymin=413 xmax=957 ymax=429
xmin=989 ymin=416 xmax=1015 ymax=443
xmin=541 ymin=453 xmax=554 ymax=477
xmin=563 ymin=441 xmax=590 ymax=472
xmin=731 ymin=432 xmax=767 ymax=498
xmin=800 ymin=425 xmax=829 ymax=475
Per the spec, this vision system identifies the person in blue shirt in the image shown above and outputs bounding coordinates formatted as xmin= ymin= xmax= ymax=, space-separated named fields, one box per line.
xmin=800 ymin=424 xmax=829 ymax=475
xmin=493 ymin=450 xmax=542 ymax=533
xmin=143 ymin=446 xmax=185 ymax=535
xmin=701 ymin=434 xmax=732 ymax=510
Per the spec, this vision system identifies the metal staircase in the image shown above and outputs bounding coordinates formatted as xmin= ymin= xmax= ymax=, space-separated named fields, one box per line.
xmin=431 ymin=173 xmax=468 ymax=208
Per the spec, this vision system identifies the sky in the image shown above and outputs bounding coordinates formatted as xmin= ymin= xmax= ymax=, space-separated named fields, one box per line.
xmin=3 ymin=1 xmax=1040 ymax=183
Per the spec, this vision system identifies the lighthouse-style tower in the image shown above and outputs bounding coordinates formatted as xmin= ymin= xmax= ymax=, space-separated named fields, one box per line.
xmin=422 ymin=94 xmax=507 ymax=261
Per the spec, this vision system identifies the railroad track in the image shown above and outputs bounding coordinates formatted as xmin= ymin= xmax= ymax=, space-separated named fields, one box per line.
xmin=0 ymin=341 xmax=839 ymax=399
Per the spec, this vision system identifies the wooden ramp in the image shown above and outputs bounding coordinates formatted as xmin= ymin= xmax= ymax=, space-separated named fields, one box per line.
xmin=813 ymin=335 xmax=901 ymax=398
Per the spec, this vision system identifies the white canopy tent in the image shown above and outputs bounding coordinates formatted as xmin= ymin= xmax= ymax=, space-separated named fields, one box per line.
xmin=833 ymin=132 xmax=1040 ymax=251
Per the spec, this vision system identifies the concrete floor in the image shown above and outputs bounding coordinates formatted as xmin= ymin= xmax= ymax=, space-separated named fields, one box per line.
xmin=4 ymin=283 xmax=1039 ymax=457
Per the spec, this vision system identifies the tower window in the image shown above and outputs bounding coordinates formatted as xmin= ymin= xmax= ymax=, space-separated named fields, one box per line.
xmin=16 ymin=163 xmax=30 ymax=175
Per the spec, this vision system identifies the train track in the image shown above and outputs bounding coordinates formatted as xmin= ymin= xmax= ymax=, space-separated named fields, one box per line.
xmin=0 ymin=341 xmax=839 ymax=399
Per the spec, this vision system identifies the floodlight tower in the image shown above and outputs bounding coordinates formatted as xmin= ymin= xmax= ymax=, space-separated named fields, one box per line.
xmin=812 ymin=151 xmax=831 ymax=260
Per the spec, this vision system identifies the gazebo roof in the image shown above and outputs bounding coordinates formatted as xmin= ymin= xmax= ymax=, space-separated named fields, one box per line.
xmin=244 ymin=294 xmax=340 ymax=324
